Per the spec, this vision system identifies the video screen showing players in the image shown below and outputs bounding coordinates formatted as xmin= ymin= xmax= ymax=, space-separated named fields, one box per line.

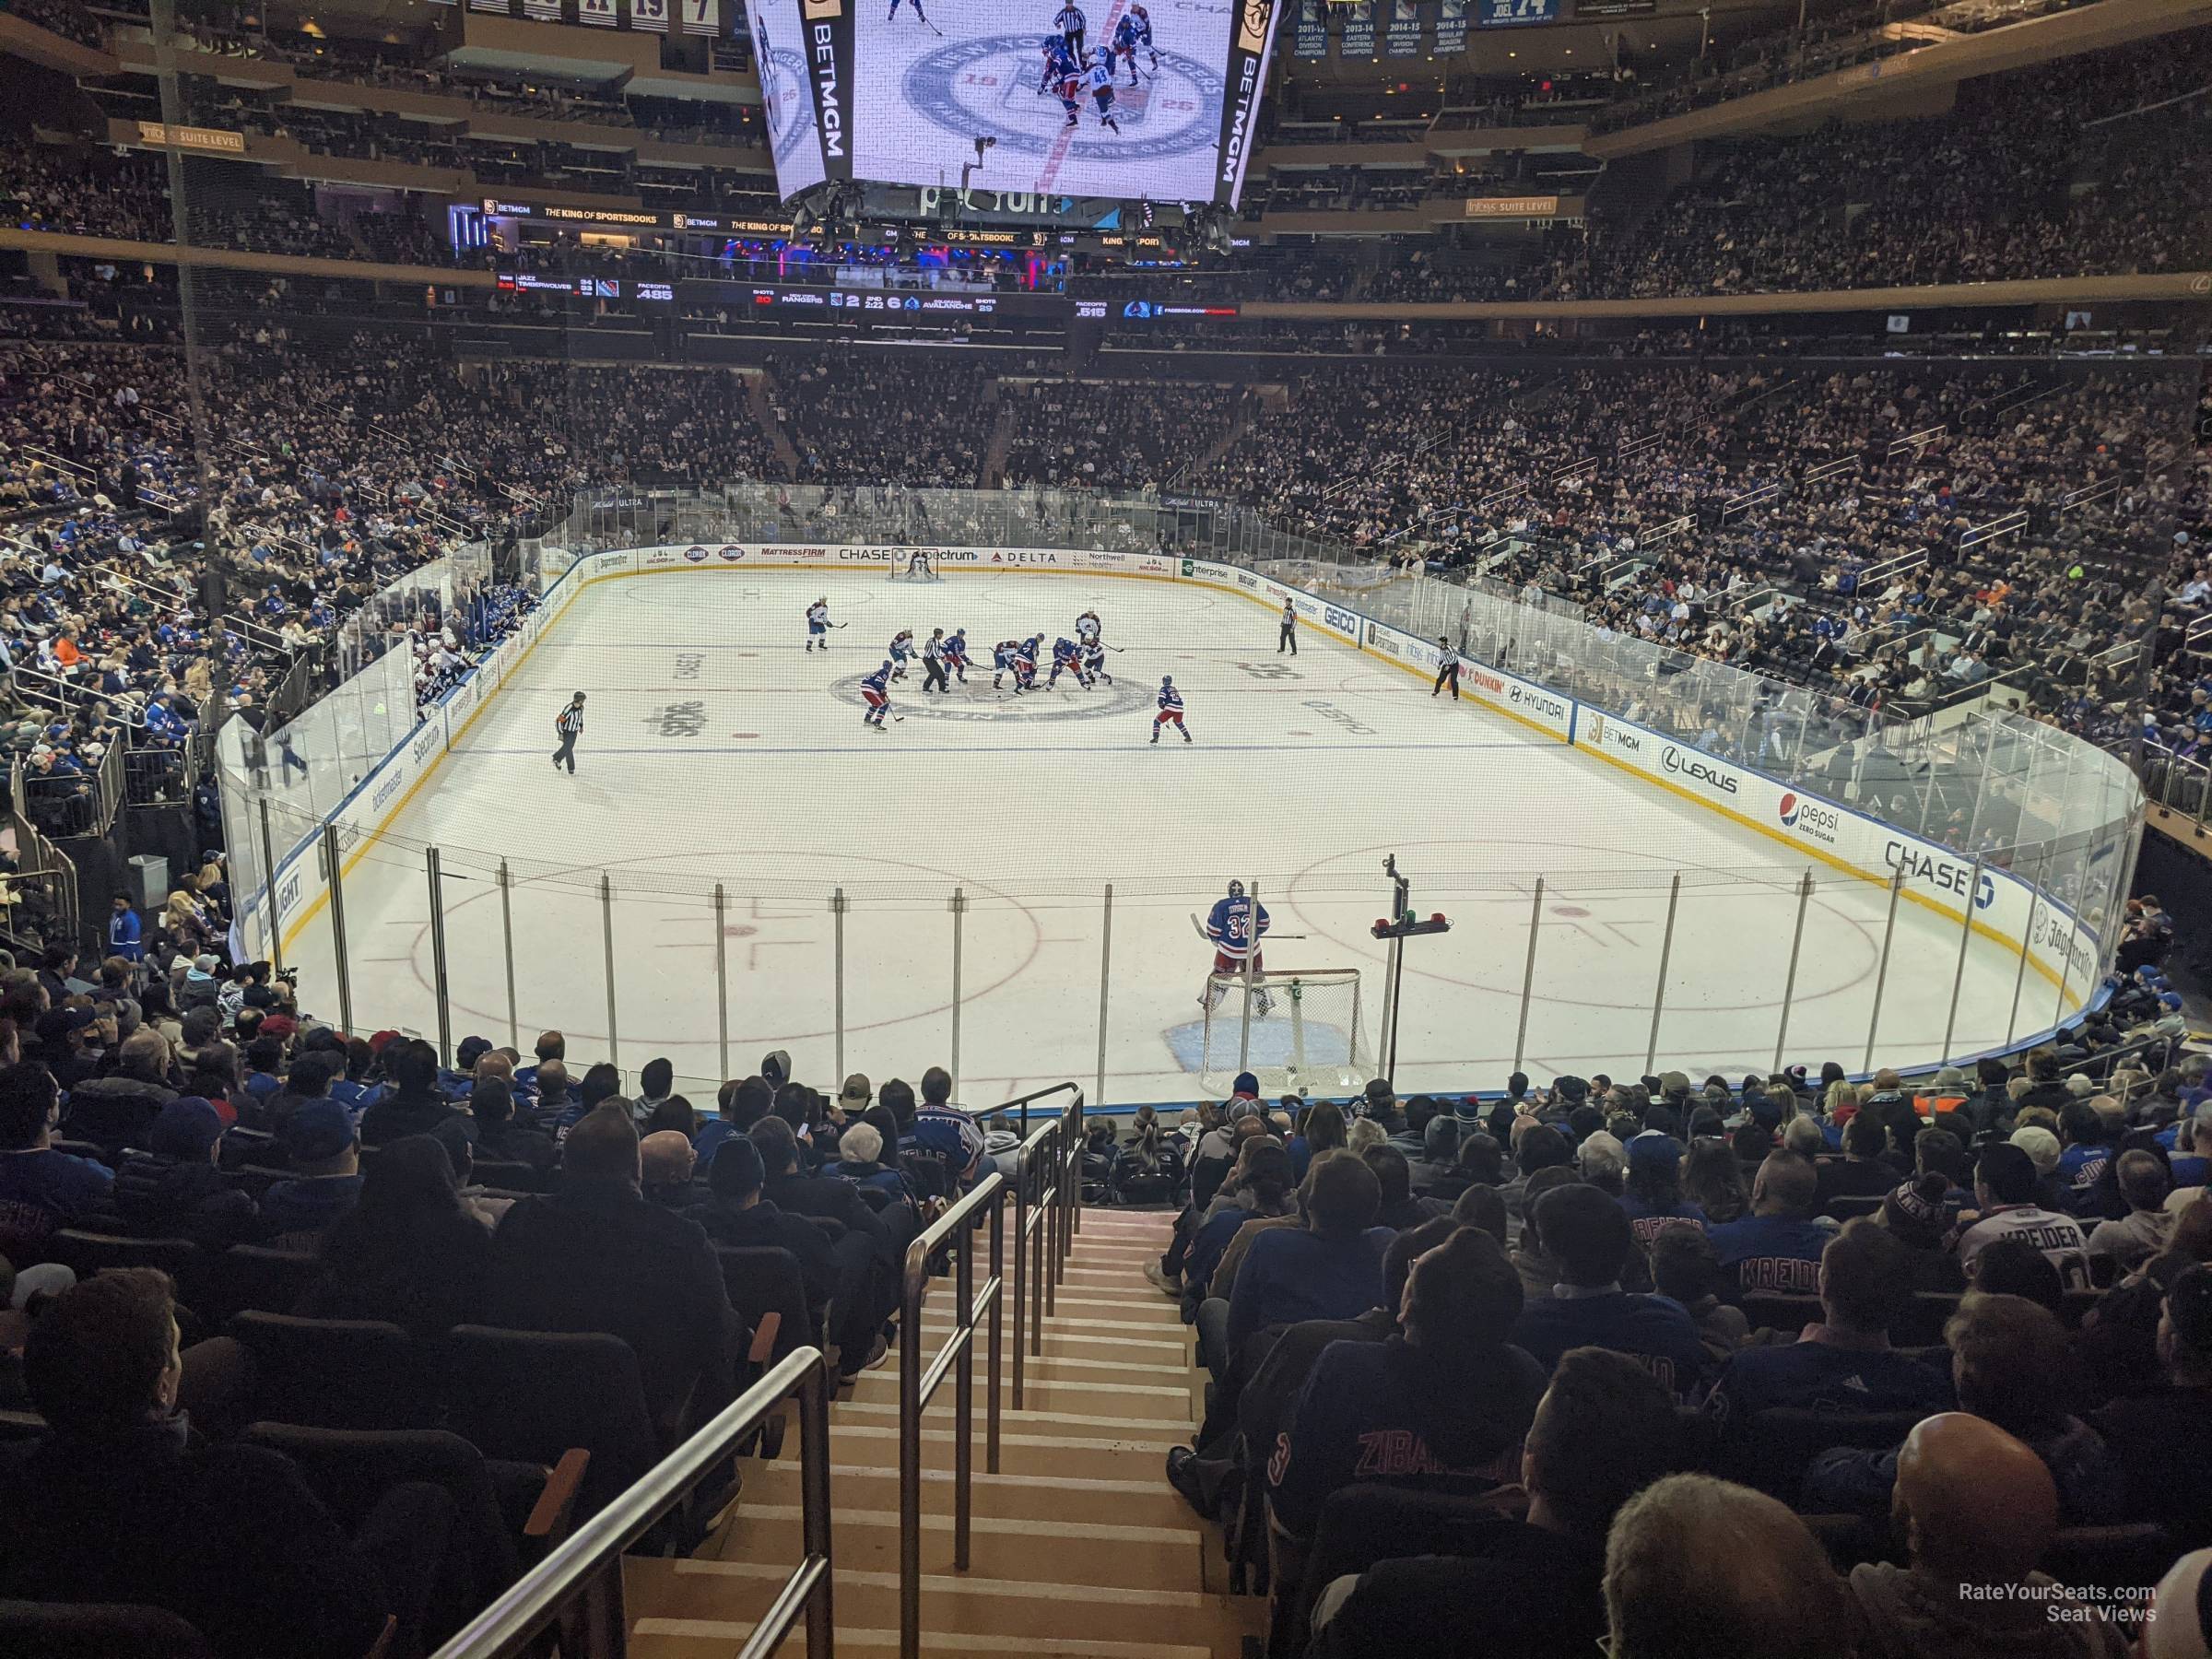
xmin=752 ymin=0 xmax=828 ymax=201
xmin=820 ymin=0 xmax=1279 ymax=208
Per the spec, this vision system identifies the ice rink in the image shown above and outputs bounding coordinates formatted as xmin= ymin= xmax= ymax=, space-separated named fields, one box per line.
xmin=281 ymin=568 xmax=2061 ymax=1107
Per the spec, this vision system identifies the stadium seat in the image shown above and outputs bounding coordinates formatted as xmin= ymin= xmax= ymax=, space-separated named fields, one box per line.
xmin=43 ymin=1231 xmax=207 ymax=1311
xmin=206 ymin=1243 xmax=320 ymax=1321
xmin=443 ymin=1326 xmax=660 ymax=1524
xmin=0 ymin=1600 xmax=216 ymax=1659
xmin=223 ymin=1312 xmax=431 ymax=1431
xmin=1739 ymin=1292 xmax=1824 ymax=1336
xmin=1732 ymin=1406 xmax=1930 ymax=1503
xmin=713 ymin=1245 xmax=818 ymax=1362
xmin=2044 ymin=1524 xmax=2175 ymax=1595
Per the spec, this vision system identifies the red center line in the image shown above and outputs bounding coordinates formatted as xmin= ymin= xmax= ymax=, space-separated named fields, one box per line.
xmin=1038 ymin=0 xmax=1128 ymax=193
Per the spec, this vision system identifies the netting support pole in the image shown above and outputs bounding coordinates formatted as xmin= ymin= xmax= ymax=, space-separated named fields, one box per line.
xmin=1094 ymin=884 xmax=1113 ymax=1112
xmin=1237 ymin=878 xmax=1261 ymax=1076
xmin=1942 ymin=858 xmax=1984 ymax=1061
xmin=714 ymin=884 xmax=730 ymax=1088
xmin=426 ymin=846 xmax=452 ymax=1067
xmin=949 ymin=888 xmax=967 ymax=1100
xmin=832 ymin=888 xmax=848 ymax=1086
xmin=257 ymin=797 xmax=283 ymax=975
xmin=1512 ymin=877 xmax=1545 ymax=1074
xmin=322 ymin=823 xmax=353 ymax=1039
xmin=600 ymin=873 xmax=619 ymax=1071
xmin=497 ymin=860 xmax=518 ymax=1052
xmin=1643 ymin=873 xmax=1681 ymax=1077
xmin=1861 ymin=868 xmax=1905 ymax=1073
xmin=1772 ymin=871 xmax=1814 ymax=1072
xmin=2007 ymin=872 xmax=2041 ymax=1048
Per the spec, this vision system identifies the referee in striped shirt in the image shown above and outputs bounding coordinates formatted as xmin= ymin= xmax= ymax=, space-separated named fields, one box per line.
xmin=552 ymin=691 xmax=585 ymax=773
xmin=1431 ymin=638 xmax=1461 ymax=700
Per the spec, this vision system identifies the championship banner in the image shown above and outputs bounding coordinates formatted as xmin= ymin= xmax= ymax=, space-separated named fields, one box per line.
xmin=577 ymin=0 xmax=618 ymax=24
xmin=1216 ymin=0 xmax=1282 ymax=209
xmin=467 ymin=0 xmax=511 ymax=13
xmin=1341 ymin=1 xmax=1376 ymax=55
xmin=1478 ymin=0 xmax=1559 ymax=23
xmin=1293 ymin=0 xmax=1329 ymax=57
xmin=1385 ymin=0 xmax=1425 ymax=55
xmin=680 ymin=0 xmax=718 ymax=33
xmin=1434 ymin=0 xmax=1467 ymax=49
xmin=632 ymin=0 xmax=670 ymax=30
xmin=800 ymin=0 xmax=855 ymax=183
xmin=523 ymin=0 xmax=561 ymax=19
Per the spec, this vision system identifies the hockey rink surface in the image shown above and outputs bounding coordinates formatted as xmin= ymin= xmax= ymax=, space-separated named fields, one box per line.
xmin=282 ymin=570 xmax=2056 ymax=1106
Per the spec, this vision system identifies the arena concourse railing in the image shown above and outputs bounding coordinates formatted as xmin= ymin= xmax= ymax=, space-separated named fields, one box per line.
xmin=216 ymin=484 xmax=2145 ymax=1103
xmin=428 ymin=1344 xmax=837 ymax=1659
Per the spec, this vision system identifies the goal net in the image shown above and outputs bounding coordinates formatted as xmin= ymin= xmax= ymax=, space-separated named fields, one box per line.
xmin=1198 ymin=969 xmax=1371 ymax=1100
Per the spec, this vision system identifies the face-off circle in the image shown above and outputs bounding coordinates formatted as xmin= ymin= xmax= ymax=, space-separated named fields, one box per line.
xmin=901 ymin=36 xmax=1224 ymax=164
xmin=829 ymin=672 xmax=1154 ymax=724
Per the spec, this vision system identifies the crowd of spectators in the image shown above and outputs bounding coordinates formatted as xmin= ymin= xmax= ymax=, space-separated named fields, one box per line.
xmin=1133 ymin=963 xmax=2212 ymax=1655
xmin=767 ymin=352 xmax=997 ymax=488
xmin=0 ymin=883 xmax=1016 ymax=1653
xmin=998 ymin=376 xmax=1245 ymax=492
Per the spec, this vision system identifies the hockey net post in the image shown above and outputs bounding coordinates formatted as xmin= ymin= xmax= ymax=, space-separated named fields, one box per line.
xmin=1198 ymin=969 xmax=1371 ymax=1100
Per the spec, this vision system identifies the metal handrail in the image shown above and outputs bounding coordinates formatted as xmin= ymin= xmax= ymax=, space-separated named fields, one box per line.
xmin=896 ymin=1169 xmax=1008 ymax=1659
xmin=428 ymin=1345 xmax=835 ymax=1659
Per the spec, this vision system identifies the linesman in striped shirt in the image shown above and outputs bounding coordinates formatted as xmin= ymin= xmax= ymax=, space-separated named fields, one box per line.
xmin=1431 ymin=638 xmax=1461 ymax=700
xmin=552 ymin=691 xmax=586 ymax=773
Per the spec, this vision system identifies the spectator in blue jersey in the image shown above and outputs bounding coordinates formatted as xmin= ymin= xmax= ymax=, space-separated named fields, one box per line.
xmin=1708 ymin=1151 xmax=1836 ymax=1297
xmin=1267 ymin=1227 xmax=1546 ymax=1587
xmin=512 ymin=1030 xmax=563 ymax=1099
xmin=0 ymin=1061 xmax=113 ymax=1262
xmin=1307 ymin=1347 xmax=1682 ymax=1659
xmin=1618 ymin=1134 xmax=1704 ymax=1252
xmin=106 ymin=892 xmax=142 ymax=962
xmin=1512 ymin=1182 xmax=1712 ymax=1403
xmin=888 ymin=1068 xmax=985 ymax=1197
xmin=1704 ymin=1218 xmax=1952 ymax=1455
xmin=359 ymin=1040 xmax=471 ymax=1148
xmin=2058 ymin=1101 xmax=2115 ymax=1198
xmin=1228 ymin=1152 xmax=1393 ymax=1354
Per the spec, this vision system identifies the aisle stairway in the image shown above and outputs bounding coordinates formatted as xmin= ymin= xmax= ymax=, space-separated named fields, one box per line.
xmin=623 ymin=1209 xmax=1264 ymax=1657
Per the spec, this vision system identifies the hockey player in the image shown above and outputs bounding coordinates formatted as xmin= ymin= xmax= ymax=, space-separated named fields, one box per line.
xmin=945 ymin=628 xmax=971 ymax=684
xmin=1076 ymin=609 xmax=1102 ymax=646
xmin=888 ymin=629 xmax=916 ymax=680
xmin=1111 ymin=6 xmax=1155 ymax=83
xmin=1151 ymin=675 xmax=1190 ymax=745
xmin=859 ymin=660 xmax=893 ymax=730
xmin=922 ymin=628 xmax=950 ymax=694
xmin=1077 ymin=48 xmax=1122 ymax=132
xmin=1011 ymin=635 xmax=1042 ymax=692
xmin=805 ymin=598 xmax=830 ymax=653
xmin=886 ymin=0 xmax=930 ymax=21
xmin=1201 ymin=879 xmax=1270 ymax=1009
xmin=1080 ymin=640 xmax=1112 ymax=685
xmin=1038 ymin=32 xmax=1078 ymax=96
xmin=1053 ymin=2 xmax=1086 ymax=58
xmin=992 ymin=638 xmax=1021 ymax=690
xmin=1047 ymin=636 xmax=1089 ymax=689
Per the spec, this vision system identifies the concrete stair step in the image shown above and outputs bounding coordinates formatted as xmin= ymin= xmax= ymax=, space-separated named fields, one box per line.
xmin=831 ymin=1394 xmax=1193 ymax=1441
xmin=819 ymin=1418 xmax=1188 ymax=1481
xmin=844 ymin=1371 xmax=1194 ymax=1423
xmin=708 ymin=1497 xmax=1203 ymax=1589
xmin=743 ymin=1455 xmax=1204 ymax=1530
xmin=629 ymin=1618 xmax=1217 ymax=1659
xmin=626 ymin=1556 xmax=1259 ymax=1653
